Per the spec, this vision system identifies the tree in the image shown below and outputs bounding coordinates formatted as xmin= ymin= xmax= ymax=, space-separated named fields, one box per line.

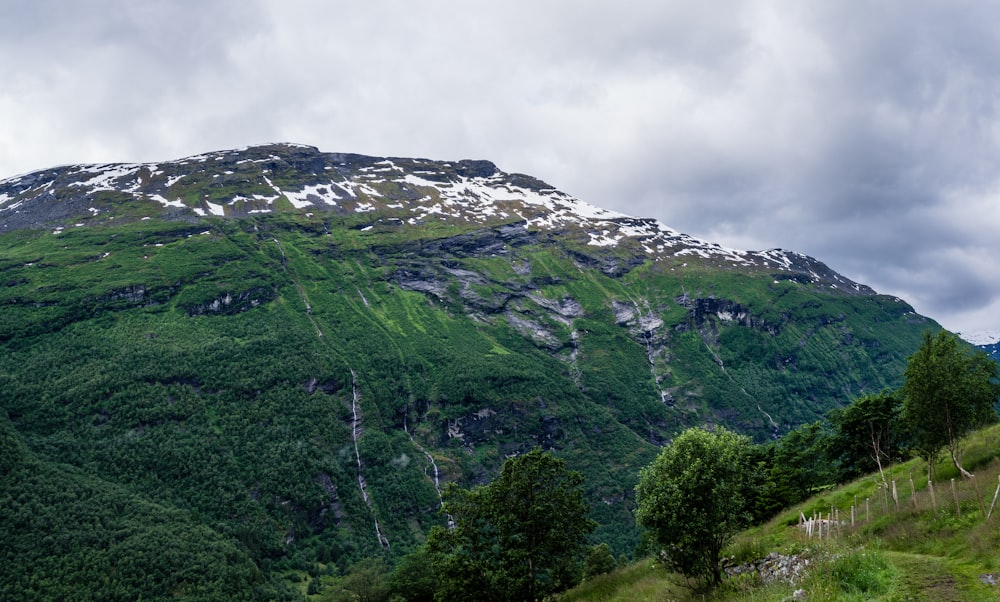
xmin=901 ymin=331 xmax=1000 ymax=478
xmin=635 ymin=426 xmax=756 ymax=586
xmin=829 ymin=391 xmax=903 ymax=483
xmin=426 ymin=448 xmax=596 ymax=601
xmin=389 ymin=548 xmax=437 ymax=602
xmin=321 ymin=557 xmax=392 ymax=602
xmin=769 ymin=421 xmax=837 ymax=497
xmin=426 ymin=484 xmax=495 ymax=601
xmin=582 ymin=543 xmax=618 ymax=580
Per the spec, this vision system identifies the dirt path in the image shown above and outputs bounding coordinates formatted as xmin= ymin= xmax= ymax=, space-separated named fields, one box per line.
xmin=887 ymin=551 xmax=995 ymax=602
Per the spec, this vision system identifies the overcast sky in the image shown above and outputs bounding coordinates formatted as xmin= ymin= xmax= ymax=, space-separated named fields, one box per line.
xmin=2 ymin=0 xmax=999 ymax=337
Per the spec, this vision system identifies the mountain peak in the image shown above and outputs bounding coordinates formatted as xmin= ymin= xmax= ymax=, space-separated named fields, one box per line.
xmin=0 ymin=143 xmax=872 ymax=294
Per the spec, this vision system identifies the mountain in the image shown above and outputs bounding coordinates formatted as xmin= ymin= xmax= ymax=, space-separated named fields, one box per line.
xmin=959 ymin=331 xmax=1000 ymax=362
xmin=0 ymin=143 xmax=938 ymax=599
xmin=980 ymin=343 xmax=1000 ymax=362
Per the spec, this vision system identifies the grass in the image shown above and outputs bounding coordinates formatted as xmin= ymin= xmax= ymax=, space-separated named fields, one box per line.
xmin=560 ymin=425 xmax=1000 ymax=601
xmin=558 ymin=560 xmax=686 ymax=602
xmin=561 ymin=541 xmax=997 ymax=601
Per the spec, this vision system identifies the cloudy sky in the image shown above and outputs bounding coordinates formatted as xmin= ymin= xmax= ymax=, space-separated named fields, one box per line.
xmin=2 ymin=0 xmax=999 ymax=337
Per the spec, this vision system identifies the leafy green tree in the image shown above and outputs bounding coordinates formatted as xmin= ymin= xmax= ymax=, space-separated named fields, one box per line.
xmin=582 ymin=543 xmax=618 ymax=580
xmin=427 ymin=448 xmax=595 ymax=601
xmin=426 ymin=483 xmax=495 ymax=600
xmin=829 ymin=391 xmax=903 ymax=483
xmin=321 ymin=557 xmax=392 ymax=602
xmin=389 ymin=548 xmax=437 ymax=602
xmin=751 ymin=421 xmax=836 ymax=520
xmin=901 ymin=331 xmax=1000 ymax=478
xmin=635 ymin=426 xmax=756 ymax=586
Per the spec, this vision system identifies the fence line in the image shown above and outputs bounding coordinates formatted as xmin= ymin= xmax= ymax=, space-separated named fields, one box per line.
xmin=798 ymin=465 xmax=1000 ymax=541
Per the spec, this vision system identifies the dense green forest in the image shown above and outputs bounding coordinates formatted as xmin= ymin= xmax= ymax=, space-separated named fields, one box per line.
xmin=318 ymin=332 xmax=1000 ymax=600
xmin=0 ymin=145 xmax=945 ymax=599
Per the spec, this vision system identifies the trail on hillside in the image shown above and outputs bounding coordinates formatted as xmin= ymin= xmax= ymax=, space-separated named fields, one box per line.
xmin=887 ymin=551 xmax=969 ymax=602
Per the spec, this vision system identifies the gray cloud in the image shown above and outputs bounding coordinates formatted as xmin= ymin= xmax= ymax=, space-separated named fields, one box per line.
xmin=2 ymin=0 xmax=999 ymax=335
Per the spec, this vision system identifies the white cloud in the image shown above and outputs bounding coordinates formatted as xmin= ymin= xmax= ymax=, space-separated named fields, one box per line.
xmin=2 ymin=0 xmax=1000 ymax=334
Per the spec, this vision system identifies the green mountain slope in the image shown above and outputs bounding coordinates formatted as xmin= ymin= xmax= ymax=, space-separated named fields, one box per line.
xmin=0 ymin=144 xmax=939 ymax=598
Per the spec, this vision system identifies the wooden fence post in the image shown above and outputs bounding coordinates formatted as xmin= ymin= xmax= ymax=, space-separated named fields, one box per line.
xmin=866 ymin=497 xmax=870 ymax=523
xmin=892 ymin=480 xmax=899 ymax=512
xmin=987 ymin=476 xmax=1000 ymax=522
xmin=909 ymin=471 xmax=918 ymax=511
xmin=951 ymin=478 xmax=960 ymax=517
xmin=929 ymin=478 xmax=936 ymax=511
xmin=851 ymin=505 xmax=855 ymax=527
xmin=972 ymin=474 xmax=986 ymax=516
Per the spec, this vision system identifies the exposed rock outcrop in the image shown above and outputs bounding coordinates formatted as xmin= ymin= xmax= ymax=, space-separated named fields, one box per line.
xmin=723 ymin=552 xmax=810 ymax=583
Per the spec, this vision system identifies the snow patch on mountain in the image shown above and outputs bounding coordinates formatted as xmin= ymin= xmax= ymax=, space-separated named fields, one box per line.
xmin=0 ymin=143 xmax=873 ymax=294
xmin=69 ymin=163 xmax=143 ymax=194
xmin=164 ymin=174 xmax=186 ymax=187
xmin=959 ymin=330 xmax=1000 ymax=346
xmin=284 ymin=183 xmax=341 ymax=207
xmin=148 ymin=194 xmax=184 ymax=209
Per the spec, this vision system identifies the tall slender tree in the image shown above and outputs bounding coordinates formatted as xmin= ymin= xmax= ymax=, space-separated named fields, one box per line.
xmin=829 ymin=390 xmax=903 ymax=484
xmin=902 ymin=331 xmax=999 ymax=478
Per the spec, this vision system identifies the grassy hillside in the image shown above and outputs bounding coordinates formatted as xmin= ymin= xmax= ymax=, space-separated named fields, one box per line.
xmin=562 ymin=424 xmax=1000 ymax=601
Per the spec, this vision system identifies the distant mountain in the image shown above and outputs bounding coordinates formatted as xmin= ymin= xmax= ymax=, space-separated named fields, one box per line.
xmin=959 ymin=331 xmax=1000 ymax=362
xmin=0 ymin=143 xmax=939 ymax=599
xmin=958 ymin=330 xmax=1000 ymax=346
